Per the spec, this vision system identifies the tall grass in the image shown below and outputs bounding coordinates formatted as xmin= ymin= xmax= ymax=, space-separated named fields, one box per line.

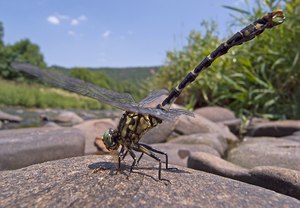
xmin=0 ymin=78 xmax=107 ymax=109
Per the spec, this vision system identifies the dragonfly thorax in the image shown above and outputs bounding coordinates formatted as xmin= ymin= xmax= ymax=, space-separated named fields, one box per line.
xmin=102 ymin=128 xmax=120 ymax=151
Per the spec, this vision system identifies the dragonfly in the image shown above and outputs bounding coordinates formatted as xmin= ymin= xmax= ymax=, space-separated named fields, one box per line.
xmin=11 ymin=10 xmax=285 ymax=181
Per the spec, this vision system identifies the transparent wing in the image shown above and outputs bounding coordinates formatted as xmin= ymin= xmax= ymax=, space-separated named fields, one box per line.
xmin=11 ymin=63 xmax=138 ymax=110
xmin=138 ymin=89 xmax=169 ymax=107
xmin=134 ymin=106 xmax=194 ymax=121
xmin=11 ymin=63 xmax=194 ymax=121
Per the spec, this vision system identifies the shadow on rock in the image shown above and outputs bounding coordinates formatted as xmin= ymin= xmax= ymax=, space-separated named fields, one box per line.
xmin=88 ymin=160 xmax=191 ymax=182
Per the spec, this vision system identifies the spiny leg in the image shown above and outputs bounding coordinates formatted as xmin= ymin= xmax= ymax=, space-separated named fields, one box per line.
xmin=121 ymin=149 xmax=128 ymax=160
xmin=136 ymin=152 xmax=144 ymax=165
xmin=117 ymin=145 xmax=126 ymax=173
xmin=131 ymin=144 xmax=164 ymax=180
xmin=137 ymin=143 xmax=176 ymax=170
xmin=127 ymin=149 xmax=137 ymax=178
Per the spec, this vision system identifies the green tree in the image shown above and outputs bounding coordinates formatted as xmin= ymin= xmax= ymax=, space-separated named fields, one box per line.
xmin=0 ymin=21 xmax=16 ymax=79
xmin=9 ymin=39 xmax=46 ymax=68
xmin=0 ymin=21 xmax=3 ymax=45
xmin=70 ymin=67 xmax=112 ymax=89
xmin=0 ymin=23 xmax=47 ymax=79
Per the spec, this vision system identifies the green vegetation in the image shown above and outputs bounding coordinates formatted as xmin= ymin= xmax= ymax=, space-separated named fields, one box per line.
xmin=0 ymin=37 xmax=46 ymax=79
xmin=0 ymin=64 xmax=152 ymax=109
xmin=0 ymin=0 xmax=299 ymax=119
xmin=0 ymin=78 xmax=103 ymax=109
xmin=151 ymin=0 xmax=300 ymax=119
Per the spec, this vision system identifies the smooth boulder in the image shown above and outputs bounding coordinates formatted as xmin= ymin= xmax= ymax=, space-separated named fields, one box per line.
xmin=0 ymin=110 xmax=22 ymax=122
xmin=150 ymin=143 xmax=220 ymax=167
xmin=188 ymin=152 xmax=300 ymax=200
xmin=194 ymin=106 xmax=236 ymax=122
xmin=1 ymin=155 xmax=300 ymax=207
xmin=188 ymin=152 xmax=250 ymax=180
xmin=174 ymin=114 xmax=238 ymax=143
xmin=74 ymin=119 xmax=116 ymax=154
xmin=247 ymin=120 xmax=300 ymax=137
xmin=168 ymin=133 xmax=228 ymax=156
xmin=0 ymin=127 xmax=85 ymax=170
xmin=227 ymin=137 xmax=300 ymax=171
xmin=54 ymin=111 xmax=84 ymax=125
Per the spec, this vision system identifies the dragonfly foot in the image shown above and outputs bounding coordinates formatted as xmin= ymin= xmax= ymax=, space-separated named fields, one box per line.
xmin=167 ymin=167 xmax=178 ymax=171
xmin=160 ymin=178 xmax=171 ymax=185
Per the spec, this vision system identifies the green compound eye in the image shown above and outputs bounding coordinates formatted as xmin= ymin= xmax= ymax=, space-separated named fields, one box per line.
xmin=102 ymin=129 xmax=113 ymax=149
xmin=102 ymin=128 xmax=119 ymax=151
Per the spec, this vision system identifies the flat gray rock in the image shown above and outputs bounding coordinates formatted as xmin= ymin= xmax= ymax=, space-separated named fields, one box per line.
xmin=188 ymin=152 xmax=250 ymax=180
xmin=187 ymin=152 xmax=300 ymax=200
xmin=247 ymin=120 xmax=300 ymax=137
xmin=227 ymin=137 xmax=300 ymax=171
xmin=0 ymin=110 xmax=22 ymax=122
xmin=54 ymin=111 xmax=84 ymax=125
xmin=1 ymin=155 xmax=299 ymax=207
xmin=0 ymin=127 xmax=85 ymax=170
xmin=249 ymin=166 xmax=300 ymax=200
xmin=194 ymin=106 xmax=236 ymax=122
xmin=150 ymin=143 xmax=220 ymax=167
xmin=294 ymin=131 xmax=300 ymax=136
xmin=282 ymin=135 xmax=300 ymax=142
xmin=174 ymin=114 xmax=238 ymax=143
xmin=168 ymin=133 xmax=228 ymax=156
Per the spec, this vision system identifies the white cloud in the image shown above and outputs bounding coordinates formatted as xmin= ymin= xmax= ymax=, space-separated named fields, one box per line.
xmin=71 ymin=19 xmax=79 ymax=26
xmin=70 ymin=15 xmax=87 ymax=26
xmin=47 ymin=14 xmax=87 ymax=26
xmin=68 ymin=30 xmax=75 ymax=36
xmin=47 ymin=16 xmax=60 ymax=25
xmin=102 ymin=30 xmax=111 ymax=38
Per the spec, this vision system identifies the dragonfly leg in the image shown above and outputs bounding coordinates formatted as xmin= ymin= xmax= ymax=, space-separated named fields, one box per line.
xmin=136 ymin=152 xmax=144 ymax=165
xmin=117 ymin=145 xmax=126 ymax=172
xmin=132 ymin=144 xmax=163 ymax=180
xmin=121 ymin=149 xmax=128 ymax=161
xmin=138 ymin=143 xmax=176 ymax=170
xmin=128 ymin=149 xmax=137 ymax=176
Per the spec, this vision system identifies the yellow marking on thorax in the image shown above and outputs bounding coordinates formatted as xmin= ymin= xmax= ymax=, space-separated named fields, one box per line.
xmin=120 ymin=112 xmax=160 ymax=144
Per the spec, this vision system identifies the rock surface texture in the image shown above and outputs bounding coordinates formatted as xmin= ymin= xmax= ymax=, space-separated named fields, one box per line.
xmin=1 ymin=155 xmax=300 ymax=208
xmin=2 ymin=106 xmax=300 ymax=206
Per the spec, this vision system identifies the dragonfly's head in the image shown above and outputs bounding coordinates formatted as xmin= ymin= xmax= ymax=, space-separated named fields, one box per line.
xmin=102 ymin=128 xmax=120 ymax=151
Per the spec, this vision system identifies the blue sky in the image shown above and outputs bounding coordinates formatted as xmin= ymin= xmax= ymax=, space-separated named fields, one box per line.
xmin=0 ymin=0 xmax=248 ymax=68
